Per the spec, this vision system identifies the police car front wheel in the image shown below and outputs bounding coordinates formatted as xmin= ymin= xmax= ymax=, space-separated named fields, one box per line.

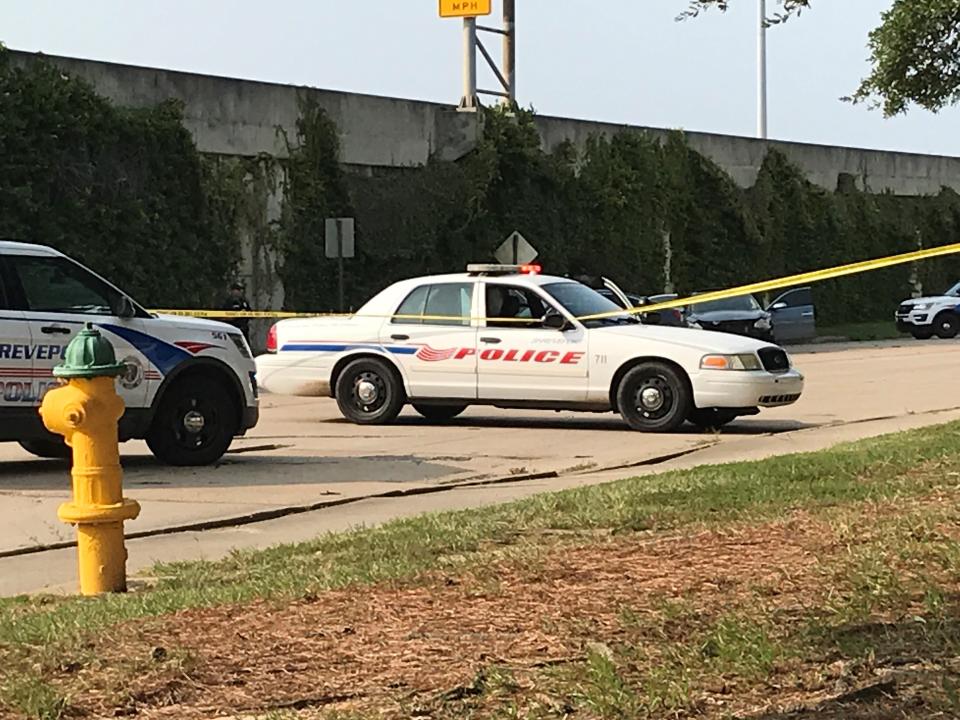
xmin=146 ymin=377 xmax=238 ymax=466
xmin=335 ymin=358 xmax=405 ymax=425
xmin=616 ymin=362 xmax=691 ymax=433
xmin=412 ymin=403 xmax=467 ymax=422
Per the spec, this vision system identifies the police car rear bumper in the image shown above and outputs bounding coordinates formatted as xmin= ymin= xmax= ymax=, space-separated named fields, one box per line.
xmin=255 ymin=354 xmax=333 ymax=397
xmin=693 ymin=369 xmax=804 ymax=409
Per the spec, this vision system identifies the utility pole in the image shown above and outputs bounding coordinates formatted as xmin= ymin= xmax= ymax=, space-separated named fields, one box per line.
xmin=757 ymin=0 xmax=768 ymax=138
xmin=502 ymin=0 xmax=516 ymax=105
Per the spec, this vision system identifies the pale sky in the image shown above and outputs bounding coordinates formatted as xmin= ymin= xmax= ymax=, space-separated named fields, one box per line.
xmin=3 ymin=0 xmax=960 ymax=157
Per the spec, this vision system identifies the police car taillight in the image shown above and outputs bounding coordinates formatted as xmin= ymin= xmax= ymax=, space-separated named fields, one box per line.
xmin=266 ymin=323 xmax=278 ymax=353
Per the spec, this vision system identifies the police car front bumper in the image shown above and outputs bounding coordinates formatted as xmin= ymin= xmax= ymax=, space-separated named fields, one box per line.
xmin=895 ymin=311 xmax=929 ymax=330
xmin=693 ymin=368 xmax=804 ymax=409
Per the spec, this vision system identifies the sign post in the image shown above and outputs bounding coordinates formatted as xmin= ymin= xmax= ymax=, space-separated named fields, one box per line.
xmin=325 ymin=217 xmax=355 ymax=312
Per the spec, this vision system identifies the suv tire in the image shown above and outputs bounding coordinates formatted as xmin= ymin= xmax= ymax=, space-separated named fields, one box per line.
xmin=146 ymin=377 xmax=238 ymax=466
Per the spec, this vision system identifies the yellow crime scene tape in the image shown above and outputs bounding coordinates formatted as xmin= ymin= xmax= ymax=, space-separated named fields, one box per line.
xmin=149 ymin=242 xmax=960 ymax=325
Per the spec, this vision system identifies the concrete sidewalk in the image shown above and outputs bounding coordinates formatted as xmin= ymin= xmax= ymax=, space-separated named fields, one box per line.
xmin=4 ymin=408 xmax=958 ymax=597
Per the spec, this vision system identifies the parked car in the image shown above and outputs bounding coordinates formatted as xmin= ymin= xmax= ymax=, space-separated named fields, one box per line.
xmin=594 ymin=282 xmax=688 ymax=327
xmin=685 ymin=287 xmax=816 ymax=344
xmin=895 ymin=281 xmax=960 ymax=339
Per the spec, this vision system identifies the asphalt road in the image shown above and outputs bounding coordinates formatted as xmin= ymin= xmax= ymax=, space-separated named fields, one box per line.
xmin=1 ymin=337 xmax=958 ymax=595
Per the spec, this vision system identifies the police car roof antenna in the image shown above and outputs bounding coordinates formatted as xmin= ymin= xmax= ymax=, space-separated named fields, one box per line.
xmin=459 ymin=0 xmax=516 ymax=111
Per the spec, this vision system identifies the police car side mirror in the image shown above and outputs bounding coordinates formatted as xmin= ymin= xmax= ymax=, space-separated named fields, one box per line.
xmin=542 ymin=312 xmax=569 ymax=331
xmin=116 ymin=295 xmax=136 ymax=318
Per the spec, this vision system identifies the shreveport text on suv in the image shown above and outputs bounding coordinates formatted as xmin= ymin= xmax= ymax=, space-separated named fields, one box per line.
xmin=0 ymin=241 xmax=258 ymax=465
xmin=895 ymin=282 xmax=960 ymax=340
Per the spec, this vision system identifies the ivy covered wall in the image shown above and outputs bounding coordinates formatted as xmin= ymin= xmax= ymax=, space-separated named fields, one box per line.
xmin=3 ymin=49 xmax=959 ymax=328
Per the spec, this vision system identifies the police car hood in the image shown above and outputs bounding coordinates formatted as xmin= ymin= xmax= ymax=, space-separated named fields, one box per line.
xmin=154 ymin=314 xmax=238 ymax=333
xmin=599 ymin=323 xmax=774 ymax=353
xmin=901 ymin=294 xmax=960 ymax=305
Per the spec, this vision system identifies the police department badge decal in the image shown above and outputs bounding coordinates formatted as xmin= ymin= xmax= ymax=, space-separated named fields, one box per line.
xmin=120 ymin=356 xmax=144 ymax=389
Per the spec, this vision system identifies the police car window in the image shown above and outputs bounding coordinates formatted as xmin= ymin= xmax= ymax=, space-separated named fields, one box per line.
xmin=393 ymin=283 xmax=473 ymax=326
xmin=486 ymin=285 xmax=552 ymax=328
xmin=542 ymin=282 xmax=634 ymax=327
xmin=394 ymin=285 xmax=429 ymax=322
xmin=11 ymin=256 xmax=118 ymax=315
xmin=423 ymin=283 xmax=473 ymax=326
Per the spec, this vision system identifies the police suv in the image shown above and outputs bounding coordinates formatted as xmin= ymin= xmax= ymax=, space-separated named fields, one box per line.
xmin=255 ymin=264 xmax=803 ymax=432
xmin=895 ymin=281 xmax=960 ymax=340
xmin=0 ymin=241 xmax=258 ymax=465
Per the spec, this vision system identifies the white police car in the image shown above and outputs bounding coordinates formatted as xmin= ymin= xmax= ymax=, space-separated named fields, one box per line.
xmin=0 ymin=241 xmax=258 ymax=465
xmin=255 ymin=265 xmax=803 ymax=431
xmin=895 ymin=281 xmax=960 ymax=339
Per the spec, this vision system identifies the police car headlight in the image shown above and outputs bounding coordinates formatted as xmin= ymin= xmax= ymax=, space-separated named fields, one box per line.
xmin=912 ymin=303 xmax=932 ymax=311
xmin=701 ymin=353 xmax=763 ymax=371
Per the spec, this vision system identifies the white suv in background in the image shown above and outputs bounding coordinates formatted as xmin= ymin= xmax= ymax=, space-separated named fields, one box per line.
xmin=0 ymin=241 xmax=259 ymax=465
xmin=895 ymin=282 xmax=960 ymax=339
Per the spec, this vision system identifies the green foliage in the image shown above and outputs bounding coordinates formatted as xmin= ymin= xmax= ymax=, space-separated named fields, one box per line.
xmin=853 ymin=0 xmax=960 ymax=116
xmin=0 ymin=49 xmax=240 ymax=308
xmin=3 ymin=51 xmax=958 ymax=321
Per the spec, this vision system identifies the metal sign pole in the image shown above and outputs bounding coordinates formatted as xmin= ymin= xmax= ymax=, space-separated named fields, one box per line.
xmin=503 ymin=0 xmax=516 ymax=104
xmin=461 ymin=17 xmax=478 ymax=110
xmin=337 ymin=219 xmax=345 ymax=312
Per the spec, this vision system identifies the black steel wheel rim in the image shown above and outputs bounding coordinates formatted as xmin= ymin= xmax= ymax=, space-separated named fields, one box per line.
xmin=172 ymin=394 xmax=219 ymax=451
xmin=633 ymin=373 xmax=675 ymax=421
xmin=352 ymin=369 xmax=388 ymax=415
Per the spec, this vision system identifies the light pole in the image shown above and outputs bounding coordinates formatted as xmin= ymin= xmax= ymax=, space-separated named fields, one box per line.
xmin=757 ymin=0 xmax=768 ymax=138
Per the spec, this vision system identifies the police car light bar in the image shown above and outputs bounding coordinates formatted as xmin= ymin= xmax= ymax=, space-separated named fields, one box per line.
xmin=466 ymin=263 xmax=542 ymax=275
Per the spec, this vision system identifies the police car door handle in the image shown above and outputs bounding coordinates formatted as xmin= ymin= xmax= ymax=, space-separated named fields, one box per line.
xmin=41 ymin=326 xmax=71 ymax=335
xmin=480 ymin=337 xmax=501 ymax=344
xmin=390 ymin=334 xmax=409 ymax=341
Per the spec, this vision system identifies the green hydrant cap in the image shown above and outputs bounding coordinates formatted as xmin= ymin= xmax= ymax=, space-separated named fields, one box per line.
xmin=53 ymin=323 xmax=128 ymax=379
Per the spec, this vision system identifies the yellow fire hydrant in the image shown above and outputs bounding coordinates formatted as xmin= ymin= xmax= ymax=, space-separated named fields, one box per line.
xmin=40 ymin=323 xmax=140 ymax=595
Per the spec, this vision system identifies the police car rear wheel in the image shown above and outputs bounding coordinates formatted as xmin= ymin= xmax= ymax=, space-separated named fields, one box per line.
xmin=335 ymin=358 xmax=405 ymax=424
xmin=146 ymin=378 xmax=237 ymax=466
xmin=19 ymin=438 xmax=70 ymax=460
xmin=616 ymin=362 xmax=691 ymax=433
xmin=934 ymin=312 xmax=959 ymax=339
xmin=412 ymin=403 xmax=467 ymax=422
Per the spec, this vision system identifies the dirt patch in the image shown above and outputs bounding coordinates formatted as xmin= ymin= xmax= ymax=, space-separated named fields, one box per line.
xmin=53 ymin=516 xmax=839 ymax=719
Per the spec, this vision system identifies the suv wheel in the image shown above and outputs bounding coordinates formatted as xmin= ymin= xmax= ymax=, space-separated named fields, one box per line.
xmin=335 ymin=358 xmax=405 ymax=424
xmin=616 ymin=361 xmax=691 ymax=432
xmin=19 ymin=438 xmax=70 ymax=460
xmin=934 ymin=312 xmax=959 ymax=339
xmin=146 ymin=377 xmax=238 ymax=466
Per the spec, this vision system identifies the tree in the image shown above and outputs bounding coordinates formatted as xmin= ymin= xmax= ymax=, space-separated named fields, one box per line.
xmin=679 ymin=0 xmax=960 ymax=117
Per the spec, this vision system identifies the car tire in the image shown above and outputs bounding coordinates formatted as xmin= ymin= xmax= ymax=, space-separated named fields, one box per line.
xmin=910 ymin=327 xmax=934 ymax=340
xmin=146 ymin=377 xmax=238 ymax=466
xmin=335 ymin=358 xmax=405 ymax=425
xmin=933 ymin=312 xmax=959 ymax=339
xmin=616 ymin=361 xmax=692 ymax=433
xmin=412 ymin=403 xmax=467 ymax=422
xmin=688 ymin=408 xmax=738 ymax=431
xmin=18 ymin=438 xmax=70 ymax=460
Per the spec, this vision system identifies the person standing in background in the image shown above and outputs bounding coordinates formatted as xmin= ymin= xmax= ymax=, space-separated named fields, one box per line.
xmin=222 ymin=282 xmax=252 ymax=341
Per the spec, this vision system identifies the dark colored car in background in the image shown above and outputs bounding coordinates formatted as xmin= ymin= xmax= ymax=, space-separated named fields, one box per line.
xmin=686 ymin=287 xmax=816 ymax=343
xmin=594 ymin=286 xmax=688 ymax=327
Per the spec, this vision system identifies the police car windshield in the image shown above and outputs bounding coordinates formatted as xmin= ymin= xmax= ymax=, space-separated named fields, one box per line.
xmin=946 ymin=282 xmax=960 ymax=297
xmin=542 ymin=282 xmax=637 ymax=326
